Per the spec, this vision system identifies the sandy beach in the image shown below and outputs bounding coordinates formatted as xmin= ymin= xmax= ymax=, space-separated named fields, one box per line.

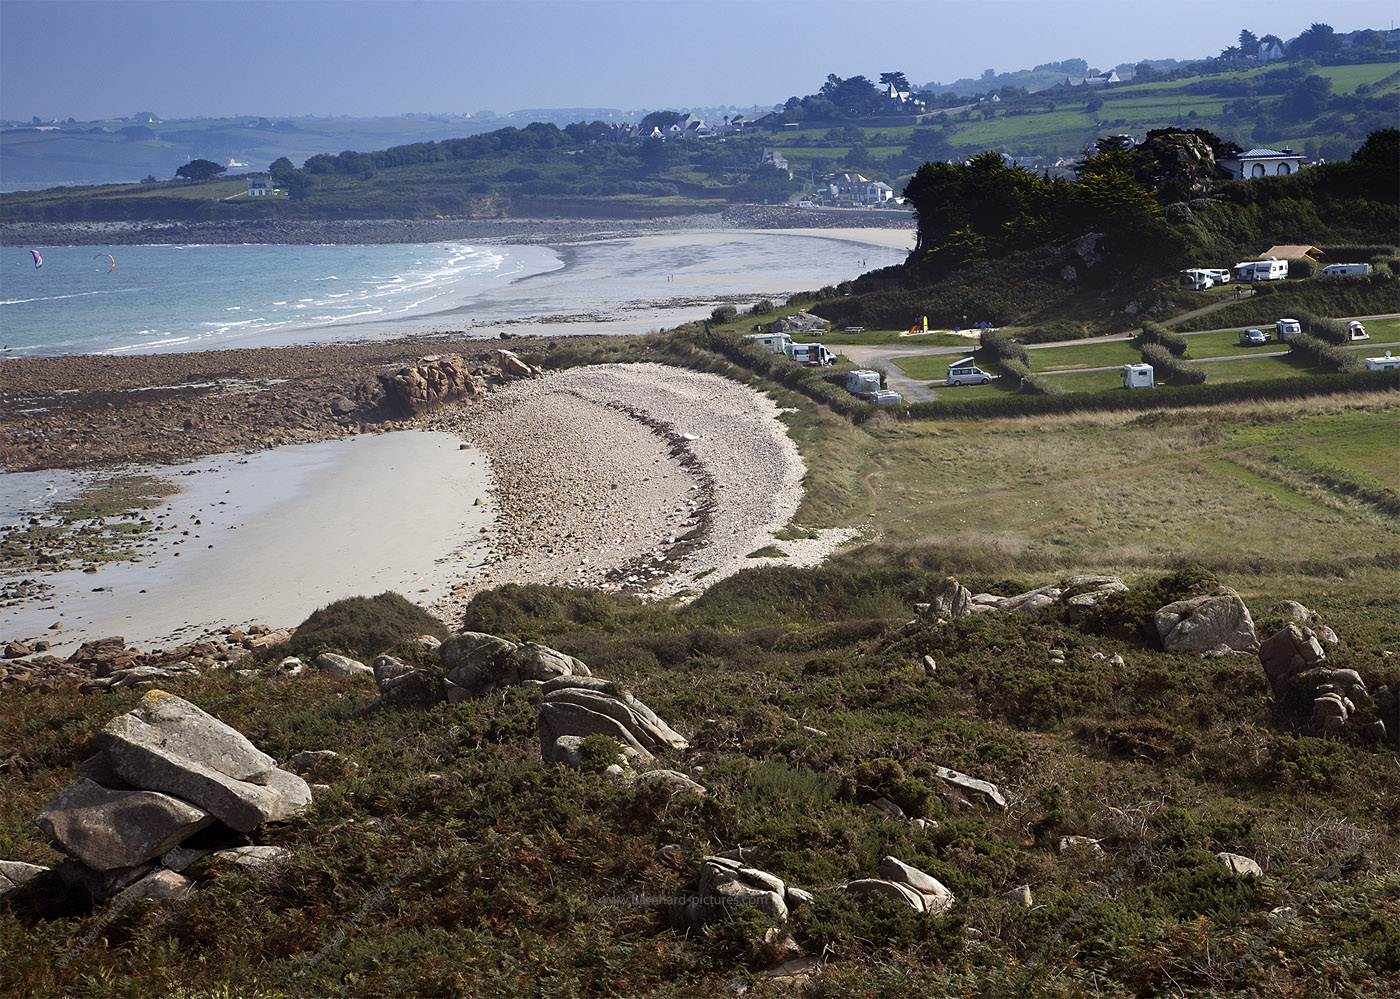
xmin=1 ymin=343 xmax=856 ymax=659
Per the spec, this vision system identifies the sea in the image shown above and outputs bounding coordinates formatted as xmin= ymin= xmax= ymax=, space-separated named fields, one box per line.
xmin=0 ymin=228 xmax=912 ymax=357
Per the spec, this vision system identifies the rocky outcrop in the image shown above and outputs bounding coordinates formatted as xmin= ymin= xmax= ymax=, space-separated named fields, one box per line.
xmin=34 ymin=779 xmax=213 ymax=871
xmin=493 ymin=348 xmax=543 ymax=380
xmin=0 ymin=860 xmax=50 ymax=898
xmin=539 ymin=677 xmax=688 ymax=765
xmin=33 ymin=691 xmax=310 ymax=897
xmin=1216 ymin=852 xmax=1262 ymax=877
xmin=841 ymin=857 xmax=955 ymax=915
xmin=439 ymin=632 xmax=589 ymax=701
xmin=378 ymin=354 xmax=484 ymax=418
xmin=686 ymin=855 xmax=809 ymax=926
xmin=315 ymin=652 xmax=373 ymax=678
xmin=1155 ymin=588 xmax=1257 ymax=652
xmin=68 ymin=636 xmax=140 ymax=677
xmin=934 ymin=766 xmax=1007 ymax=810
xmin=1061 ymin=575 xmax=1129 ymax=623
xmin=768 ymin=311 xmax=829 ymax=336
xmin=929 ymin=577 xmax=973 ymax=619
xmin=1258 ymin=623 xmax=1327 ymax=693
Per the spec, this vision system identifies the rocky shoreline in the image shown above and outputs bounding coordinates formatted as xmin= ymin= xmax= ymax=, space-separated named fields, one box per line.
xmin=0 ymin=205 xmax=912 ymax=247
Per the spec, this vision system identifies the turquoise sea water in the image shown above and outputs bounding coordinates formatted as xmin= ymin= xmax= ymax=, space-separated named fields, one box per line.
xmin=0 ymin=241 xmax=557 ymax=356
xmin=0 ymin=229 xmax=910 ymax=357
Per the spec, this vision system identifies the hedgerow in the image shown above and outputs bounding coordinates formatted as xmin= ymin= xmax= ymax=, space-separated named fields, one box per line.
xmin=1286 ymin=332 xmax=1363 ymax=373
xmin=1141 ymin=342 xmax=1207 ymax=383
xmin=903 ymin=370 xmax=1395 ymax=420
xmin=1136 ymin=320 xmax=1190 ymax=357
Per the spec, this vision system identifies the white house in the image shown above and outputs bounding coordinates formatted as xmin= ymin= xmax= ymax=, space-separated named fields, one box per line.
xmin=1255 ymin=41 xmax=1285 ymax=64
xmin=829 ymin=173 xmax=895 ymax=205
xmin=1064 ymin=70 xmax=1120 ymax=87
xmin=246 ymin=174 xmax=273 ymax=197
xmin=758 ymin=148 xmax=790 ymax=176
xmin=1219 ymin=147 xmax=1303 ymax=179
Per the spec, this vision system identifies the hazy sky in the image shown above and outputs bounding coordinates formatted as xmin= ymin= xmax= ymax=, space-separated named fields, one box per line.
xmin=2 ymin=0 xmax=1396 ymax=121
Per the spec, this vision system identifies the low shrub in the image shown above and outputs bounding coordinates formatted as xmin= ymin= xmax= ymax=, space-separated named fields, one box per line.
xmin=1141 ymin=342 xmax=1207 ymax=384
xmin=710 ymin=304 xmax=739 ymax=324
xmin=978 ymin=328 xmax=1029 ymax=365
xmin=750 ymin=299 xmax=775 ymax=315
xmin=1136 ymin=320 xmax=1189 ymax=357
xmin=281 ymin=591 xmax=449 ymax=660
xmin=1287 ymin=332 xmax=1363 ymax=373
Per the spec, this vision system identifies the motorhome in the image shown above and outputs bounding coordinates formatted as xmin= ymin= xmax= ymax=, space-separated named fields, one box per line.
xmin=868 ymin=389 xmax=903 ymax=406
xmin=946 ymin=358 xmax=991 ymax=386
xmin=1364 ymin=352 xmax=1400 ymax=371
xmin=846 ymin=369 xmax=883 ymax=396
xmin=1179 ymin=269 xmax=1215 ymax=291
xmin=1233 ymin=259 xmax=1289 ymax=282
xmin=744 ymin=332 xmax=793 ymax=356
xmin=1274 ymin=318 xmax=1301 ymax=342
xmin=1122 ymin=363 xmax=1154 ymax=389
xmin=790 ymin=343 xmax=836 ymax=366
xmin=1320 ymin=263 xmax=1372 ymax=278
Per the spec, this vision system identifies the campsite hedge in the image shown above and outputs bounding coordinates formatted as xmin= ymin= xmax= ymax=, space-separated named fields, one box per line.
xmin=1136 ymin=321 xmax=1190 ymax=357
xmin=902 ymin=370 xmax=1395 ymax=420
xmin=1141 ymin=342 xmax=1208 ymax=384
xmin=1286 ymin=332 xmax=1364 ymax=373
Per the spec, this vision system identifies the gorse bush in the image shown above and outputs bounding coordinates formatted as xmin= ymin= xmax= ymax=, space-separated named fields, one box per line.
xmin=978 ymin=328 xmax=1029 ymax=366
xmin=1293 ymin=309 xmax=1352 ymax=346
xmin=710 ymin=304 xmax=739 ymax=324
xmin=282 ymin=591 xmax=449 ymax=660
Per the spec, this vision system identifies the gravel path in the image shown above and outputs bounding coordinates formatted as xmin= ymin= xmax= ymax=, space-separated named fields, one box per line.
xmin=427 ymin=363 xmax=854 ymax=621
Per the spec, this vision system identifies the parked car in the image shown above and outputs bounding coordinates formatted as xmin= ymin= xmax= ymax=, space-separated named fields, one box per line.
xmin=1239 ymin=328 xmax=1270 ymax=346
xmin=946 ymin=359 xmax=992 ymax=386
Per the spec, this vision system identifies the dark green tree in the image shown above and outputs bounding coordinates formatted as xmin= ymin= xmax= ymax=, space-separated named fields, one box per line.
xmin=1290 ymin=23 xmax=1338 ymax=58
xmin=879 ymin=71 xmax=911 ymax=92
xmin=174 ymin=159 xmax=225 ymax=183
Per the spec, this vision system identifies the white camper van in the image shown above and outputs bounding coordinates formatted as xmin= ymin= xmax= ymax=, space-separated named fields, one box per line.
xmin=1180 ymin=269 xmax=1215 ymax=291
xmin=946 ymin=358 xmax=991 ymax=386
xmin=790 ymin=343 xmax=836 ymax=366
xmin=846 ymin=369 xmax=883 ymax=396
xmin=1233 ymin=259 xmax=1289 ymax=282
xmin=1203 ymin=268 xmax=1231 ymax=284
xmin=1122 ymin=363 xmax=1154 ymax=389
xmin=1320 ymin=263 xmax=1372 ymax=278
xmin=1364 ymin=352 xmax=1400 ymax=371
xmin=744 ymin=332 xmax=794 ymax=356
xmin=1274 ymin=318 xmax=1301 ymax=342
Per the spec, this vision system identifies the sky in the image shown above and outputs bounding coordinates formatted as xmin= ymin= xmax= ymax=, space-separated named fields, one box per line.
xmin=2 ymin=0 xmax=1397 ymax=122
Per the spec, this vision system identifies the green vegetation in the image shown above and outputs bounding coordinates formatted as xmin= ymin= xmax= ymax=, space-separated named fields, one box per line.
xmin=0 ymin=474 xmax=174 ymax=571
xmin=280 ymin=592 xmax=450 ymax=662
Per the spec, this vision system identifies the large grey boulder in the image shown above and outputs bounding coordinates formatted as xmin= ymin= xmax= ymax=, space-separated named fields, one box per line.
xmin=1258 ymin=623 xmax=1326 ymax=693
xmin=439 ymin=632 xmax=589 ymax=701
xmin=843 ymin=878 xmax=933 ymax=912
xmin=878 ymin=856 xmax=955 ymax=915
xmin=1216 ymin=852 xmax=1262 ymax=877
xmin=934 ymin=766 xmax=1007 ymax=810
xmin=94 ymin=691 xmax=311 ymax=833
xmin=539 ymin=678 xmax=687 ymax=764
xmin=997 ymin=585 xmax=1063 ymax=614
xmin=0 ymin=860 xmax=50 ymax=898
xmin=315 ymin=653 xmax=373 ymax=678
xmin=57 ymin=859 xmax=155 ymax=898
xmin=34 ymin=778 xmax=213 ymax=871
xmin=1061 ymin=575 xmax=1128 ymax=623
xmin=929 ymin=577 xmax=973 ymax=619
xmin=1155 ymin=589 xmax=1257 ymax=652
xmin=689 ymin=855 xmax=789 ymax=925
